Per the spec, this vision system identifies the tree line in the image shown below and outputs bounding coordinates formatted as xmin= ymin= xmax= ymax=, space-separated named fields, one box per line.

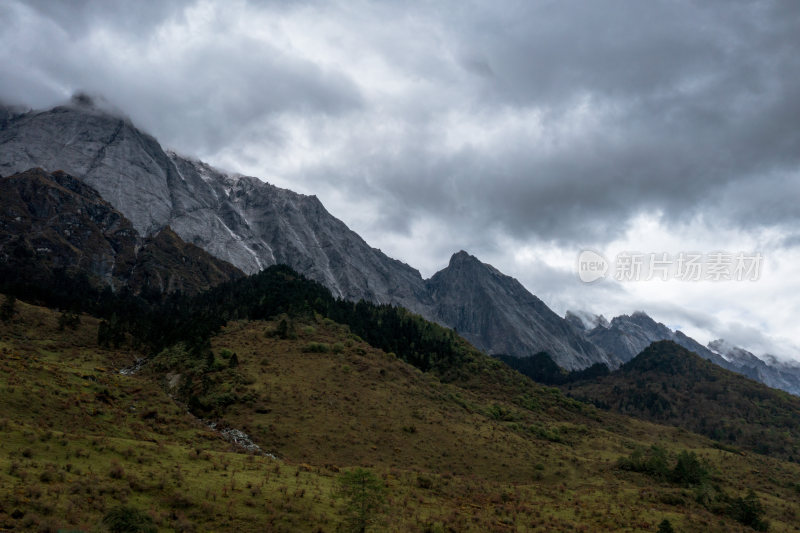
xmin=0 ymin=262 xmax=469 ymax=377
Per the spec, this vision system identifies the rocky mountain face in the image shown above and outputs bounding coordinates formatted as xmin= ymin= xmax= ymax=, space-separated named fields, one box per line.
xmin=0 ymin=168 xmax=242 ymax=295
xmin=428 ymin=252 xmax=619 ymax=370
xmin=569 ymin=309 xmax=800 ymax=396
xmin=0 ymin=97 xmax=615 ymax=369
xmin=708 ymin=339 xmax=800 ymax=396
xmin=0 ymin=96 xmax=432 ymax=314
xmin=575 ymin=311 xmax=727 ymax=367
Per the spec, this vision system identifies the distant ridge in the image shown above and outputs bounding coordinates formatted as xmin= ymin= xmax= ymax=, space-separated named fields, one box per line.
xmin=569 ymin=309 xmax=800 ymax=395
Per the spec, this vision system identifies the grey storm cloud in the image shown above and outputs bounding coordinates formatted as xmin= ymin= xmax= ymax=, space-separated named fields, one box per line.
xmin=2 ymin=0 xmax=799 ymax=247
xmin=0 ymin=0 xmax=363 ymax=155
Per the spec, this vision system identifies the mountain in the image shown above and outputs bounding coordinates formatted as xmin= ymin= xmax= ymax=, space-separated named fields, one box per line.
xmin=570 ymin=309 xmax=800 ymax=395
xmin=709 ymin=339 xmax=800 ymax=396
xmin=577 ymin=311 xmax=727 ymax=367
xmin=0 ymin=95 xmax=432 ymax=315
xmin=428 ymin=252 xmax=618 ymax=370
xmin=0 ymin=96 xmax=613 ymax=369
xmin=566 ymin=340 xmax=800 ymax=461
xmin=0 ymin=168 xmax=242 ymax=295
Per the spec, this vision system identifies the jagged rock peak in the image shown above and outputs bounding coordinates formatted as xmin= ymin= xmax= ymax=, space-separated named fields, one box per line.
xmin=442 ymin=250 xmax=507 ymax=280
xmin=614 ymin=310 xmax=654 ymax=323
xmin=566 ymin=310 xmax=610 ymax=331
xmin=448 ymin=250 xmax=480 ymax=266
xmin=428 ymin=252 xmax=619 ymax=370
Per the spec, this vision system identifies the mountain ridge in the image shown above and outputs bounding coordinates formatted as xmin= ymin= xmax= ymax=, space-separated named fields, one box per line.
xmin=0 ymin=97 xmax=611 ymax=369
xmin=570 ymin=308 xmax=800 ymax=395
xmin=427 ymin=251 xmax=617 ymax=369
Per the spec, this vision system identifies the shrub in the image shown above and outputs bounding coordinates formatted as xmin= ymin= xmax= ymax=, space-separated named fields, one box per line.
xmin=726 ymin=490 xmax=769 ymax=531
xmin=271 ymin=318 xmax=297 ymax=339
xmin=101 ymin=506 xmax=157 ymax=533
xmin=303 ymin=342 xmax=330 ymax=353
xmin=58 ymin=310 xmax=81 ymax=330
xmin=151 ymin=343 xmax=192 ymax=372
xmin=416 ymin=475 xmax=433 ymax=489
xmin=617 ymin=446 xmax=670 ymax=480
xmin=109 ymin=461 xmax=125 ymax=480
xmin=487 ymin=404 xmax=516 ymax=422
xmin=0 ymin=295 xmax=16 ymax=322
xmin=657 ymin=519 xmax=675 ymax=533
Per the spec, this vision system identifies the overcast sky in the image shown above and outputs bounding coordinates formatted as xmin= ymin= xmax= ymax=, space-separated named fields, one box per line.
xmin=2 ymin=0 xmax=800 ymax=359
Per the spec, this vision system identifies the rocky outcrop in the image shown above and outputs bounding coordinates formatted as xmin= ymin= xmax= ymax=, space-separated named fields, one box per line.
xmin=0 ymin=168 xmax=242 ymax=295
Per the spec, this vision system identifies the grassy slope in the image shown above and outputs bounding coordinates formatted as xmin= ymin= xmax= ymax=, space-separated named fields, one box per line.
xmin=1 ymin=300 xmax=800 ymax=532
xmin=564 ymin=341 xmax=800 ymax=461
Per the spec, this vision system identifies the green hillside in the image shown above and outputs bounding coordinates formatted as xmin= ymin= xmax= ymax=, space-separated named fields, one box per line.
xmin=2 ymin=296 xmax=800 ymax=531
xmin=565 ymin=340 xmax=800 ymax=461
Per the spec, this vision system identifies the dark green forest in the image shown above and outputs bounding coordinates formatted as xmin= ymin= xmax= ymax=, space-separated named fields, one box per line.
xmin=0 ymin=262 xmax=467 ymax=377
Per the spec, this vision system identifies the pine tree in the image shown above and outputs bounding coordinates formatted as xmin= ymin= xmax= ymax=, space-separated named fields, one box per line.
xmin=335 ymin=468 xmax=387 ymax=532
xmin=657 ymin=519 xmax=674 ymax=533
xmin=0 ymin=295 xmax=16 ymax=322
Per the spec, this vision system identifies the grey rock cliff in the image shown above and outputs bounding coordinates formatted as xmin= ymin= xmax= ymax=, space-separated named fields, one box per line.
xmin=577 ymin=309 xmax=800 ymax=395
xmin=586 ymin=311 xmax=728 ymax=367
xmin=427 ymin=252 xmax=619 ymax=370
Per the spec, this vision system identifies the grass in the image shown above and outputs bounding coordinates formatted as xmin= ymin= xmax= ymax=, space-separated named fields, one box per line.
xmin=1 ymin=299 xmax=800 ymax=531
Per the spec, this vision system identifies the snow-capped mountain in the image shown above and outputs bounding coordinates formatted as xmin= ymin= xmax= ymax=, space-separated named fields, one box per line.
xmin=569 ymin=309 xmax=800 ymax=395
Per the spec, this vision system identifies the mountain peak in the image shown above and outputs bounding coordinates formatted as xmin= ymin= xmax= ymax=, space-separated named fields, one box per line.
xmin=65 ymin=92 xmax=129 ymax=120
xmin=565 ymin=310 xmax=609 ymax=331
xmin=70 ymin=92 xmax=96 ymax=107
xmin=428 ymin=252 xmax=618 ymax=370
xmin=622 ymin=340 xmax=709 ymax=375
xmin=449 ymin=250 xmax=476 ymax=264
